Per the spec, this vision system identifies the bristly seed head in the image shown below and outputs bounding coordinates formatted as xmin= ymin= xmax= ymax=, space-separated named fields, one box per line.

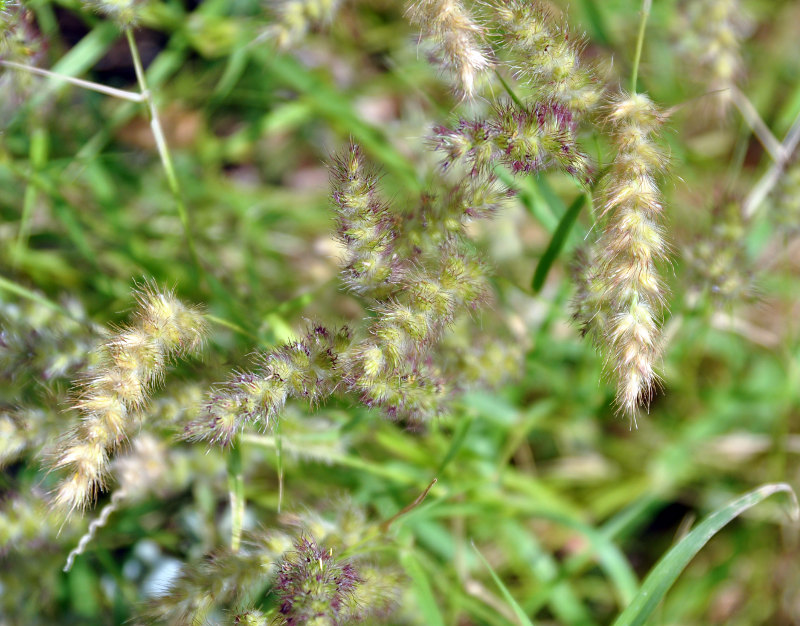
xmin=52 ymin=284 xmax=206 ymax=515
xmin=573 ymin=92 xmax=669 ymax=420
xmin=276 ymin=536 xmax=361 ymax=626
xmin=406 ymin=0 xmax=493 ymax=100
xmin=493 ymin=0 xmax=601 ymax=118
xmin=82 ymin=0 xmax=146 ymax=26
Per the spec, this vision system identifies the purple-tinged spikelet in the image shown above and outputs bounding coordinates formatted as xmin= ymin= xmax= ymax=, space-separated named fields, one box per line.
xmin=186 ymin=324 xmax=347 ymax=446
xmin=432 ymin=101 xmax=591 ymax=183
xmin=141 ymin=530 xmax=294 ymax=625
xmin=330 ymin=144 xmax=402 ymax=299
xmin=0 ymin=4 xmax=44 ymax=106
xmin=276 ymin=536 xmax=361 ymax=626
xmin=139 ymin=504 xmax=402 ymax=624
xmin=234 ymin=609 xmax=269 ymax=625
xmin=193 ymin=142 xmax=501 ymax=439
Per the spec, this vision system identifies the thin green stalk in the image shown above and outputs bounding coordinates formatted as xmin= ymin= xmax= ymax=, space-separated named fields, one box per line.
xmin=275 ymin=419 xmax=284 ymax=513
xmin=630 ymin=0 xmax=652 ymax=93
xmin=124 ymin=28 xmax=201 ymax=276
xmin=495 ymin=70 xmax=527 ymax=111
xmin=227 ymin=438 xmax=245 ymax=552
xmin=205 ymin=313 xmax=259 ymax=342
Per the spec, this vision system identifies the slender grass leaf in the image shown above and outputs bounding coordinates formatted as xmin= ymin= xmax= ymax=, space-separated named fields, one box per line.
xmin=532 ymin=175 xmax=568 ymax=217
xmin=38 ymin=21 xmax=120 ymax=102
xmin=212 ymin=44 xmax=250 ymax=101
xmin=0 ymin=275 xmax=72 ymax=318
xmin=400 ymin=551 xmax=446 ymax=626
xmin=495 ymin=168 xmax=558 ymax=232
xmin=472 ymin=542 xmax=536 ymax=626
xmin=532 ymin=510 xmax=639 ymax=608
xmin=578 ymin=0 xmax=611 ymax=46
xmin=501 ymin=522 xmax=595 ymax=626
xmin=532 ymin=194 xmax=586 ymax=292
xmin=613 ymin=483 xmax=799 ymax=626
xmin=434 ymin=417 xmax=473 ymax=476
xmin=775 ymin=81 xmax=800 ymax=136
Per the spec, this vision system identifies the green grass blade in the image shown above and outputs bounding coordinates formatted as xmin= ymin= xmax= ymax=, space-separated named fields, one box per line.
xmin=0 ymin=274 xmax=71 ymax=317
xmin=532 ymin=175 xmax=568 ymax=217
xmin=578 ymin=0 xmax=611 ymax=46
xmin=613 ymin=483 xmax=799 ymax=626
xmin=400 ymin=551 xmax=446 ymax=626
xmin=15 ymin=125 xmax=49 ymax=264
xmin=532 ymin=194 xmax=586 ymax=292
xmin=495 ymin=168 xmax=558 ymax=233
xmin=495 ymin=70 xmax=526 ymax=111
xmin=434 ymin=417 xmax=473 ymax=476
xmin=472 ymin=542 xmax=535 ymax=626
xmin=251 ymin=50 xmax=420 ymax=190
xmin=531 ymin=510 xmax=639 ymax=608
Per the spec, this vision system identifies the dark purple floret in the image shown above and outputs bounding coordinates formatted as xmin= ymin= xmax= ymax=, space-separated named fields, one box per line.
xmin=276 ymin=536 xmax=361 ymax=626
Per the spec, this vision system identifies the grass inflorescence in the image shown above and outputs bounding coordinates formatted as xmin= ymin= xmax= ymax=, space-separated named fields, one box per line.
xmin=52 ymin=284 xmax=207 ymax=514
xmin=574 ymin=92 xmax=669 ymax=418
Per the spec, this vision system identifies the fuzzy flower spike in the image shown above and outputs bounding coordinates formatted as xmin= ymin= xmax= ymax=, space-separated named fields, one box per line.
xmin=493 ymin=0 xmax=601 ymax=119
xmin=266 ymin=0 xmax=342 ymax=49
xmin=406 ymin=0 xmax=492 ymax=99
xmin=678 ymin=0 xmax=751 ymax=113
xmin=83 ymin=0 xmax=147 ymax=27
xmin=51 ymin=284 xmax=207 ymax=514
xmin=188 ymin=142 xmax=499 ymax=444
xmin=574 ymin=93 xmax=668 ymax=418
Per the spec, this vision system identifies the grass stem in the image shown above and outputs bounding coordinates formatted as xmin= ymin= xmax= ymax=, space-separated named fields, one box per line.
xmin=227 ymin=439 xmax=245 ymax=553
xmin=743 ymin=107 xmax=800 ymax=218
xmin=0 ymin=60 xmax=146 ymax=102
xmin=630 ymin=0 xmax=652 ymax=93
xmin=732 ymin=86 xmax=785 ymax=163
xmin=124 ymin=28 xmax=202 ymax=277
xmin=0 ymin=274 xmax=75 ymax=319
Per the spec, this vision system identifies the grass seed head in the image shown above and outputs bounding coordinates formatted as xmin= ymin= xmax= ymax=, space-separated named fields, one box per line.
xmin=266 ymin=0 xmax=342 ymax=49
xmin=574 ymin=92 xmax=668 ymax=419
xmin=83 ymin=0 xmax=146 ymax=26
xmin=406 ymin=0 xmax=493 ymax=99
xmin=51 ymin=285 xmax=206 ymax=515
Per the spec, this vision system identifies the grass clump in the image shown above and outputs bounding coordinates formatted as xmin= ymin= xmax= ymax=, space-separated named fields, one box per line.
xmin=1 ymin=0 xmax=800 ymax=624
